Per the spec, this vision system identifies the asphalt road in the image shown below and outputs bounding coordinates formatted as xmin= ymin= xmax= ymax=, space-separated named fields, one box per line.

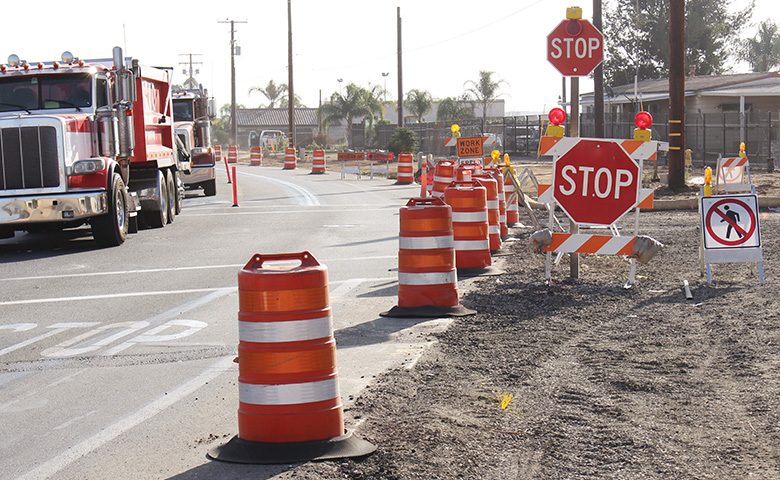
xmin=0 ymin=164 xmax=452 ymax=479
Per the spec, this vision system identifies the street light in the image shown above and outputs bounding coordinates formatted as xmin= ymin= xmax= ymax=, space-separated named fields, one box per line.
xmin=381 ymin=72 xmax=389 ymax=102
xmin=337 ymin=78 xmax=343 ymax=96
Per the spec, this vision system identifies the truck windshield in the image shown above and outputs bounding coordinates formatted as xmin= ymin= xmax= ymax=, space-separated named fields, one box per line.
xmin=0 ymin=73 xmax=92 ymax=112
xmin=173 ymin=100 xmax=194 ymax=121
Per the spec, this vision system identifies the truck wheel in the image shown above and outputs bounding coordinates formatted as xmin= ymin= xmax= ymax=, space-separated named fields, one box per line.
xmin=203 ymin=179 xmax=217 ymax=197
xmin=172 ymin=170 xmax=183 ymax=215
xmin=165 ymin=170 xmax=176 ymax=224
xmin=144 ymin=171 xmax=168 ymax=228
xmin=92 ymin=173 xmax=129 ymax=247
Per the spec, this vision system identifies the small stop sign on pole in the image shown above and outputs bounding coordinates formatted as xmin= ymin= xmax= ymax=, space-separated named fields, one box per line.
xmin=547 ymin=18 xmax=604 ymax=76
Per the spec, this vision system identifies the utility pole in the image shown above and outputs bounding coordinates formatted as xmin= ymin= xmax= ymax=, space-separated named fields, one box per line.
xmin=593 ymin=0 xmax=604 ymax=138
xmin=287 ymin=0 xmax=296 ymax=147
xmin=397 ymin=6 xmax=403 ymax=127
xmin=668 ymin=0 xmax=685 ymax=189
xmin=178 ymin=53 xmax=203 ymax=89
xmin=382 ymin=72 xmax=389 ymax=103
xmin=218 ymin=19 xmax=247 ymax=146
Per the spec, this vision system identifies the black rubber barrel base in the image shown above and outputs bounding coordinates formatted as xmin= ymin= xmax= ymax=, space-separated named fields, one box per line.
xmin=380 ymin=304 xmax=476 ymax=318
xmin=309 ymin=172 xmax=327 ymax=175
xmin=457 ymin=266 xmax=506 ymax=278
xmin=207 ymin=431 xmax=376 ymax=465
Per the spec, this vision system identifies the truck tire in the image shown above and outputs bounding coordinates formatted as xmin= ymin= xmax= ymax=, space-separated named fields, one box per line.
xmin=165 ymin=170 xmax=176 ymax=224
xmin=172 ymin=170 xmax=183 ymax=215
xmin=144 ymin=171 xmax=168 ymax=229
xmin=203 ymin=179 xmax=217 ymax=197
xmin=92 ymin=173 xmax=129 ymax=247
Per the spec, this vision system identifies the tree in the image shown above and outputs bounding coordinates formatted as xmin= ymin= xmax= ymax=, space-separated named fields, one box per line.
xmin=405 ymin=89 xmax=433 ymax=123
xmin=319 ymin=83 xmax=371 ymax=147
xmin=437 ymin=95 xmax=475 ymax=123
xmin=604 ymin=0 xmax=754 ymax=86
xmin=279 ymin=93 xmax=305 ymax=108
xmin=387 ymin=127 xmax=418 ymax=155
xmin=248 ymin=80 xmax=288 ymax=108
xmin=213 ymin=103 xmax=244 ymax=145
xmin=740 ymin=19 xmax=780 ymax=72
xmin=464 ymin=71 xmax=505 ymax=132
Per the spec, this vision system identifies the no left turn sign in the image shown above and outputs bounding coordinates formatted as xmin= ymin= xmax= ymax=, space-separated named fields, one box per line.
xmin=701 ymin=194 xmax=761 ymax=249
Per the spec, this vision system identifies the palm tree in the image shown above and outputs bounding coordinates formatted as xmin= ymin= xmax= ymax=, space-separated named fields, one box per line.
xmin=740 ymin=20 xmax=780 ymax=72
xmin=248 ymin=80 xmax=288 ymax=108
xmin=279 ymin=93 xmax=306 ymax=109
xmin=437 ymin=95 xmax=475 ymax=123
xmin=464 ymin=71 xmax=506 ymax=132
xmin=405 ymin=89 xmax=433 ymax=123
xmin=319 ymin=83 xmax=371 ymax=147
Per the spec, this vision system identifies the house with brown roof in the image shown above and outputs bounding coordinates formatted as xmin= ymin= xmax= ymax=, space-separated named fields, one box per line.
xmin=235 ymin=108 xmax=345 ymax=149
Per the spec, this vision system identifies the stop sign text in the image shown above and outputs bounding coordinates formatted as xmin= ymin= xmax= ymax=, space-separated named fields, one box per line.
xmin=549 ymin=37 xmax=602 ymax=61
xmin=558 ymin=166 xmax=634 ymax=200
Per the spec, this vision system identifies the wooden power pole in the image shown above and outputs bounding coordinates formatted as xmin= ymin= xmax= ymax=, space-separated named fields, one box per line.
xmin=593 ymin=0 xmax=604 ymax=138
xmin=668 ymin=0 xmax=686 ymax=189
xmin=287 ymin=0 xmax=295 ymax=147
xmin=397 ymin=6 xmax=404 ymax=127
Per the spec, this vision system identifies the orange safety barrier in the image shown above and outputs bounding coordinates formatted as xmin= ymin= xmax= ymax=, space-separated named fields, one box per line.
xmin=382 ymin=198 xmax=475 ymax=318
xmin=214 ymin=144 xmax=223 ymax=162
xmin=250 ymin=147 xmax=263 ymax=166
xmin=227 ymin=145 xmax=238 ymax=164
xmin=395 ymin=152 xmax=414 ymax=184
xmin=489 ymin=168 xmax=508 ymax=239
xmin=504 ymin=173 xmax=519 ymax=226
xmin=283 ymin=147 xmax=297 ymax=170
xmin=473 ymin=172 xmax=501 ymax=252
xmin=432 ymin=160 xmax=455 ymax=198
xmin=311 ymin=148 xmax=326 ymax=174
xmin=209 ymin=252 xmax=375 ymax=464
xmin=444 ymin=181 xmax=492 ymax=271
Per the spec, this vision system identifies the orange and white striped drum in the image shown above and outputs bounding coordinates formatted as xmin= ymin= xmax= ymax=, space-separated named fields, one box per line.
xmin=227 ymin=145 xmax=238 ymax=164
xmin=283 ymin=147 xmax=297 ymax=170
xmin=432 ymin=160 xmax=455 ymax=198
xmin=214 ymin=144 xmax=223 ymax=163
xmin=487 ymin=168 xmax=508 ymax=239
xmin=444 ymin=181 xmax=491 ymax=270
xmin=504 ymin=173 xmax=519 ymax=226
xmin=396 ymin=152 xmax=414 ymax=184
xmin=311 ymin=148 xmax=326 ymax=174
xmin=237 ymin=252 xmax=342 ymax=444
xmin=250 ymin=147 xmax=263 ymax=166
xmin=473 ymin=173 xmax=501 ymax=252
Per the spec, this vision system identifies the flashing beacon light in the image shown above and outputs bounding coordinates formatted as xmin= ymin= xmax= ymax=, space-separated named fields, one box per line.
xmin=633 ymin=111 xmax=653 ymax=141
xmin=703 ymin=166 xmax=713 ymax=197
xmin=739 ymin=142 xmax=746 ymax=158
xmin=503 ymin=153 xmax=511 ymax=166
xmin=450 ymin=123 xmax=461 ymax=139
xmin=545 ymin=107 xmax=567 ymax=138
xmin=491 ymin=149 xmax=500 ymax=161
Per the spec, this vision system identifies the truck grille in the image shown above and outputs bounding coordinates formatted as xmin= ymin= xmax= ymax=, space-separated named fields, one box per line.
xmin=0 ymin=126 xmax=60 ymax=190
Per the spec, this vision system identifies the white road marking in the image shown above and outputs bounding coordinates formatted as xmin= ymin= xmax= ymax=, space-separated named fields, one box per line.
xmin=0 ymin=288 xmax=230 ymax=307
xmin=53 ymin=410 xmax=98 ymax=431
xmin=0 ymin=371 xmax=32 ymax=388
xmin=0 ymin=255 xmax=395 ymax=283
xmin=330 ymin=278 xmax=369 ymax=300
xmin=0 ymin=323 xmax=37 ymax=332
xmin=236 ymin=170 xmax=321 ymax=206
xmin=0 ymin=323 xmax=100 ymax=358
xmin=14 ymin=355 xmax=236 ymax=480
xmin=104 ymin=320 xmax=208 ymax=356
xmin=186 ymin=207 xmax=390 ymax=217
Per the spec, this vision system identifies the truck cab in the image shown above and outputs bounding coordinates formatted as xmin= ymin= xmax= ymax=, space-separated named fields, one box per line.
xmin=0 ymin=48 xmax=182 ymax=246
xmin=173 ymin=88 xmax=216 ymax=196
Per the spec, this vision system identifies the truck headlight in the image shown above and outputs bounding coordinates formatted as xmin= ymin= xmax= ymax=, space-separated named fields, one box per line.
xmin=69 ymin=159 xmax=106 ymax=176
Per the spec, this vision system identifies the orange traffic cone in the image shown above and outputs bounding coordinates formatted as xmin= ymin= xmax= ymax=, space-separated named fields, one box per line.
xmin=311 ymin=148 xmax=326 ymax=174
xmin=381 ymin=197 xmax=475 ymax=318
xmin=208 ymin=252 xmax=375 ymax=464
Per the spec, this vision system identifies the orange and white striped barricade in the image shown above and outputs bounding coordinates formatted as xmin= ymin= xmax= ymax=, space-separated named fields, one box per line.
xmin=311 ymin=148 xmax=326 ymax=174
xmin=382 ymin=197 xmax=476 ymax=318
xmin=432 ymin=160 xmax=455 ymax=198
xmin=395 ymin=152 xmax=414 ymax=184
xmin=714 ymin=155 xmax=752 ymax=193
xmin=227 ymin=145 xmax=238 ymax=164
xmin=209 ymin=251 xmax=375 ymax=464
xmin=283 ymin=147 xmax=297 ymax=170
xmin=488 ymin=168 xmax=508 ymax=239
xmin=504 ymin=172 xmax=519 ymax=226
xmin=473 ymin=172 xmax=501 ymax=252
xmin=250 ymin=147 xmax=263 ymax=166
xmin=214 ymin=144 xmax=223 ymax=163
xmin=444 ymin=181 xmax=501 ymax=276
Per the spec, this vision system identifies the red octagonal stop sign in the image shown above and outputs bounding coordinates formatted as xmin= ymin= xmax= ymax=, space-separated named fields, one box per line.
xmin=553 ymin=139 xmax=639 ymax=225
xmin=547 ymin=19 xmax=604 ymax=76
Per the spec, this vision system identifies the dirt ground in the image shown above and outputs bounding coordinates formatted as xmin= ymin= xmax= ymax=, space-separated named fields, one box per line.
xmin=285 ymin=209 xmax=779 ymax=479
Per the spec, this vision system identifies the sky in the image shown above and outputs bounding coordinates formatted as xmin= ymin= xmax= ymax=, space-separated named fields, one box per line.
xmin=1 ymin=0 xmax=775 ymax=114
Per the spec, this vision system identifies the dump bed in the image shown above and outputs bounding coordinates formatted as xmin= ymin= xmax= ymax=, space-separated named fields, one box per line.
xmin=131 ymin=65 xmax=175 ymax=168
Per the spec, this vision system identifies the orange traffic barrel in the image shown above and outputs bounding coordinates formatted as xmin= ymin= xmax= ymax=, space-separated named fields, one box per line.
xmin=504 ymin=172 xmax=520 ymax=226
xmin=250 ymin=147 xmax=263 ymax=166
xmin=214 ymin=144 xmax=223 ymax=163
xmin=227 ymin=145 xmax=238 ymax=164
xmin=473 ymin=172 xmax=501 ymax=252
xmin=311 ymin=148 xmax=326 ymax=174
xmin=431 ymin=160 xmax=455 ymax=198
xmin=488 ymin=168 xmax=508 ymax=239
xmin=444 ymin=181 xmax=492 ymax=272
xmin=283 ymin=147 xmax=297 ymax=170
xmin=209 ymin=251 xmax=376 ymax=464
xmin=382 ymin=198 xmax=475 ymax=318
xmin=395 ymin=152 xmax=414 ymax=184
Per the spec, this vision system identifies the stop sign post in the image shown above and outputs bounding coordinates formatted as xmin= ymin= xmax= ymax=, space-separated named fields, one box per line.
xmin=553 ymin=140 xmax=639 ymax=225
xmin=547 ymin=18 xmax=604 ymax=76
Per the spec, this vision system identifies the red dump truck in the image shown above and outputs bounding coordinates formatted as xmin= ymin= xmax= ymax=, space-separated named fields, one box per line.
xmin=173 ymin=85 xmax=216 ymax=196
xmin=0 ymin=47 xmax=184 ymax=246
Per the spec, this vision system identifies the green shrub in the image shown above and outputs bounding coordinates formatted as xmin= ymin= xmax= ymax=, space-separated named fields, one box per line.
xmin=387 ymin=127 xmax=418 ymax=155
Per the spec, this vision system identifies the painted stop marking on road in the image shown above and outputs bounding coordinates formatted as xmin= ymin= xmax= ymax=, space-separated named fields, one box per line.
xmin=702 ymin=196 xmax=760 ymax=248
